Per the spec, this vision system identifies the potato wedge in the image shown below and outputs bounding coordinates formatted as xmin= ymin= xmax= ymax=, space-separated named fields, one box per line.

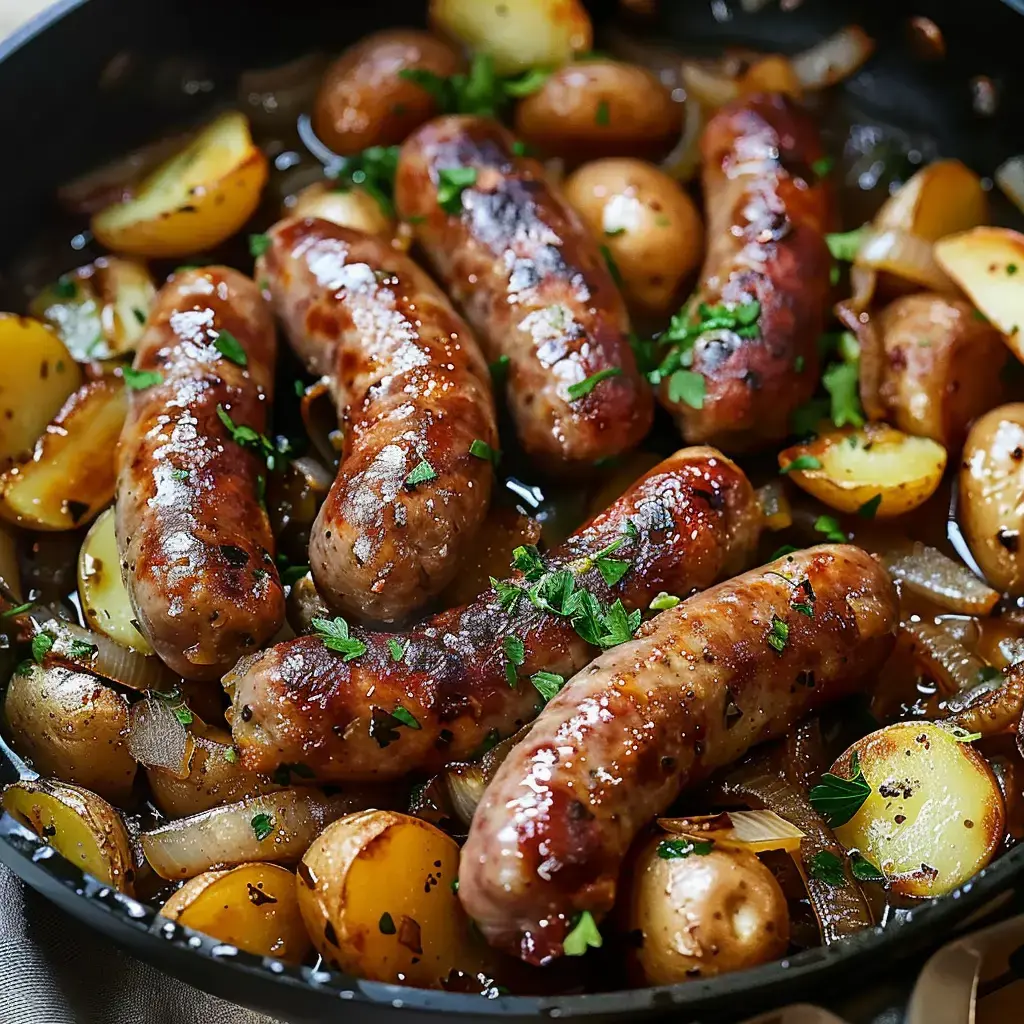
xmin=161 ymin=863 xmax=311 ymax=963
xmin=430 ymin=0 xmax=592 ymax=75
xmin=876 ymin=160 xmax=988 ymax=244
xmin=934 ymin=227 xmax=1024 ymax=355
xmin=2 ymin=779 xmax=135 ymax=893
xmin=778 ymin=423 xmax=946 ymax=517
xmin=4 ymin=664 xmax=136 ymax=804
xmin=286 ymin=181 xmax=395 ymax=238
xmin=0 ymin=315 xmax=82 ymax=472
xmin=831 ymin=722 xmax=1004 ymax=898
xmin=297 ymin=810 xmax=489 ymax=987
xmin=91 ymin=112 xmax=268 ymax=258
xmin=0 ymin=378 xmax=128 ymax=530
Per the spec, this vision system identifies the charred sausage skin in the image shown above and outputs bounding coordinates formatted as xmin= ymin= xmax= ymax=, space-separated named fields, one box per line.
xmin=116 ymin=267 xmax=285 ymax=681
xmin=459 ymin=545 xmax=897 ymax=964
xmin=226 ymin=447 xmax=761 ymax=780
xmin=257 ymin=217 xmax=498 ymax=624
xmin=396 ymin=115 xmax=653 ymax=470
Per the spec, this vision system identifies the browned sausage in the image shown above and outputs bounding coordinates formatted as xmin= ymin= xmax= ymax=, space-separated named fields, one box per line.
xmin=459 ymin=545 xmax=897 ymax=964
xmin=395 ymin=115 xmax=653 ymax=470
xmin=226 ymin=447 xmax=762 ymax=780
xmin=257 ymin=217 xmax=498 ymax=623
xmin=115 ymin=268 xmax=285 ymax=680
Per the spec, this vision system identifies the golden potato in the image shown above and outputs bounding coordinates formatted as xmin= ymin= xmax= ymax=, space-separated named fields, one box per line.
xmin=314 ymin=30 xmax=463 ymax=155
xmin=514 ymin=60 xmax=679 ymax=162
xmin=285 ymin=181 xmax=395 ymax=237
xmin=623 ymin=837 xmax=789 ymax=984
xmin=563 ymin=159 xmax=702 ymax=315
xmin=161 ymin=863 xmax=312 ymax=964
xmin=876 ymin=160 xmax=988 ymax=244
xmin=4 ymin=664 xmax=136 ymax=805
xmin=831 ymin=722 xmax=1004 ymax=898
xmin=92 ymin=112 xmax=268 ymax=259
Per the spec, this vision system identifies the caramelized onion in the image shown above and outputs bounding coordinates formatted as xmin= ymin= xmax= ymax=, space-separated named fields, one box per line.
xmin=855 ymin=227 xmax=955 ymax=292
xmin=658 ymin=809 xmax=805 ymax=854
xmin=680 ymin=61 xmax=739 ymax=109
xmin=790 ymin=26 xmax=875 ymax=90
xmin=756 ymin=480 xmax=793 ymax=531
xmin=996 ymin=157 xmax=1024 ymax=217
xmin=835 ymin=300 xmax=886 ymax=422
xmin=879 ymin=542 xmax=1000 ymax=615
xmin=901 ymin=616 xmax=988 ymax=694
xmin=661 ymin=100 xmax=705 ymax=183
xmin=947 ymin=663 xmax=1024 ymax=736
xmin=299 ymin=379 xmax=341 ymax=466
xmin=128 ymin=696 xmax=195 ymax=779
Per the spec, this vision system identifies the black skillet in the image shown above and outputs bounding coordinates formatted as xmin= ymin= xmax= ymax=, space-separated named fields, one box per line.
xmin=0 ymin=0 xmax=1022 ymax=1020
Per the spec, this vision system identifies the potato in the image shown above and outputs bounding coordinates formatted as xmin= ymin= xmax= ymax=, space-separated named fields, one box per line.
xmin=314 ymin=30 xmax=463 ymax=156
xmin=959 ymin=403 xmax=1024 ymax=594
xmin=29 ymin=257 xmax=156 ymax=362
xmin=430 ymin=0 xmax=591 ymax=75
xmin=160 ymin=863 xmax=311 ymax=963
xmin=0 ymin=378 xmax=127 ymax=531
xmin=935 ymin=227 xmax=1024 ymax=355
xmin=831 ymin=722 xmax=1004 ymax=898
xmin=285 ymin=181 xmax=395 ymax=237
xmin=92 ymin=112 xmax=268 ymax=258
xmin=563 ymin=159 xmax=702 ymax=315
xmin=297 ymin=810 xmax=489 ymax=987
xmin=78 ymin=506 xmax=152 ymax=653
xmin=2 ymin=779 xmax=135 ymax=893
xmin=4 ymin=664 xmax=136 ymax=805
xmin=877 ymin=160 xmax=988 ymax=244
xmin=623 ymin=838 xmax=789 ymax=985
xmin=778 ymin=422 xmax=947 ymax=518
xmin=514 ymin=60 xmax=679 ymax=162
xmin=0 ymin=315 xmax=82 ymax=472
xmin=875 ymin=293 xmax=1007 ymax=450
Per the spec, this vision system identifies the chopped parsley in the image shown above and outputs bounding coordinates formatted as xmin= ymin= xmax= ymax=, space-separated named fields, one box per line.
xmin=133 ymin=307 xmax=147 ymax=325
xmin=808 ymin=750 xmax=871 ymax=827
xmin=170 ymin=468 xmax=189 ymax=481
xmin=512 ymin=544 xmax=546 ymax=581
xmin=531 ymin=670 xmax=565 ymax=703
xmin=387 ymin=638 xmax=406 ymax=662
xmin=248 ymin=234 xmax=271 ymax=258
xmin=122 ymin=367 xmax=163 ymax=390
xmin=781 ymin=454 xmax=823 ymax=474
xmin=812 ymin=155 xmax=835 ymax=178
xmin=1 ymin=602 xmax=32 ymax=618
xmin=858 ymin=494 xmax=882 ymax=519
xmin=567 ymin=366 xmax=622 ymax=401
xmin=594 ymin=100 xmax=611 ymax=126
xmin=657 ymin=837 xmax=714 ymax=859
xmin=172 ymin=704 xmax=194 ymax=727
xmin=52 ymin=275 xmax=78 ymax=299
xmin=311 ymin=616 xmax=367 ymax=661
xmin=31 ymin=632 xmax=54 ymax=665
xmin=667 ymin=369 xmax=705 ymax=410
xmin=850 ymin=855 xmax=885 ymax=882
xmin=331 ymin=145 xmax=400 ymax=215
xmin=437 ymin=167 xmax=478 ymax=214
xmin=405 ymin=459 xmax=437 ymax=488
xmin=600 ymin=245 xmax=623 ymax=287
xmin=391 ymin=706 xmax=421 ymax=730
xmin=649 ymin=592 xmax=680 ymax=611
xmin=823 ymin=360 xmax=864 ymax=428
xmin=771 ymin=545 xmax=799 ymax=560
xmin=491 ymin=577 xmax=524 ymax=612
xmin=216 ymin=405 xmax=280 ymax=470
xmin=251 ymin=812 xmax=274 ymax=841
xmin=767 ymin=616 xmax=789 ymax=653
xmin=469 ymin=439 xmax=500 ymax=464
xmin=562 ymin=910 xmax=603 ymax=956
xmin=807 ymin=850 xmax=846 ymax=887
xmin=504 ymin=633 xmax=526 ymax=686
xmin=826 ymin=226 xmax=868 ymax=262
xmin=814 ymin=515 xmax=846 ymax=543
xmin=223 ymin=747 xmax=239 ymax=763
xmin=213 ymin=330 xmax=247 ymax=366
xmin=489 ymin=354 xmax=511 ymax=381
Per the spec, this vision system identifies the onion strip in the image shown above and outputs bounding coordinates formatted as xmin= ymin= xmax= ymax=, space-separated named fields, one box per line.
xmin=996 ymin=156 xmax=1024 ymax=217
xmin=880 ymin=542 xmax=1000 ymax=616
xmin=947 ymin=663 xmax=1024 ymax=736
xmin=791 ymin=26 xmax=875 ymax=90
xmin=658 ymin=809 xmax=805 ymax=854
xmin=901 ymin=616 xmax=988 ymax=694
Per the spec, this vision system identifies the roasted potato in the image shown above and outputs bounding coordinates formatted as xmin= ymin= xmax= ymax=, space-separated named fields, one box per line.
xmin=314 ymin=30 xmax=463 ymax=155
xmin=4 ymin=664 xmax=136 ymax=805
xmin=876 ymin=160 xmax=988 ymax=246
xmin=831 ymin=722 xmax=1004 ymax=898
xmin=2 ymin=779 xmax=135 ymax=893
xmin=430 ymin=0 xmax=592 ymax=75
xmin=161 ymin=863 xmax=312 ymax=963
xmin=92 ymin=112 xmax=268 ymax=258
xmin=623 ymin=838 xmax=789 ymax=985
xmin=875 ymin=293 xmax=1007 ymax=450
xmin=514 ymin=60 xmax=679 ymax=162
xmin=778 ymin=423 xmax=947 ymax=518
xmin=563 ymin=158 xmax=702 ymax=315
xmin=0 ymin=377 xmax=127 ymax=531
xmin=285 ymin=181 xmax=396 ymax=237
xmin=0 ymin=315 xmax=82 ymax=472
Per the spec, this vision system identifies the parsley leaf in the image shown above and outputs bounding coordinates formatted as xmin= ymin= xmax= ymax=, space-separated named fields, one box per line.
xmin=31 ymin=632 xmax=54 ymax=665
xmin=213 ymin=330 xmax=247 ymax=367
xmin=511 ymin=545 xmax=546 ymax=582
xmin=814 ymin=515 xmax=846 ymax=543
xmin=387 ymin=638 xmax=406 ymax=662
xmin=812 ymin=155 xmax=835 ymax=178
xmin=767 ymin=615 xmax=789 ymax=653
xmin=567 ymin=367 xmax=622 ymax=401
xmin=667 ymin=370 xmax=705 ymax=409
xmin=826 ymin=226 xmax=868 ymax=262
xmin=400 ymin=54 xmax=549 ymax=117
xmin=597 ymin=599 xmax=640 ymax=648
xmin=809 ymin=750 xmax=871 ymax=827
xmin=405 ymin=459 xmax=437 ymax=488
xmin=1 ymin=602 xmax=32 ymax=619
xmin=391 ymin=706 xmax=421 ymax=730
xmin=596 ymin=555 xmax=631 ymax=587
xmin=649 ymin=592 xmax=680 ymax=611
xmin=600 ymin=245 xmax=623 ymax=287
xmin=223 ymin=747 xmax=239 ymax=763
xmin=331 ymin=145 xmax=401 ymax=216
xmin=531 ymin=670 xmax=565 ymax=703
xmin=562 ymin=910 xmax=603 ymax=956
xmin=67 ymin=638 xmax=98 ymax=660
xmin=122 ymin=367 xmax=163 ymax=390
xmin=490 ymin=577 xmax=524 ymax=612
xmin=251 ymin=813 xmax=274 ymax=841
xmin=657 ymin=837 xmax=714 ymax=859
xmin=249 ymin=234 xmax=271 ymax=258
xmin=781 ymin=454 xmax=823 ymax=474
xmin=851 ymin=855 xmax=885 ymax=882
xmin=823 ymin=360 xmax=865 ymax=428
xmin=858 ymin=494 xmax=882 ymax=519
xmin=594 ymin=100 xmax=610 ymax=126
xmin=807 ymin=850 xmax=847 ymax=887
xmin=311 ymin=616 xmax=367 ymax=661
xmin=437 ymin=167 xmax=478 ymax=214
xmin=469 ymin=439 xmax=500 ymax=464
xmin=216 ymin=404 xmax=280 ymax=470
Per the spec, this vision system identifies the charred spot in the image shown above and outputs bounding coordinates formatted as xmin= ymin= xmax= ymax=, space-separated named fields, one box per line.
xmin=42 ymin=824 xmax=56 ymax=838
xmin=240 ymin=704 xmax=253 ymax=722
xmin=436 ymin=728 xmax=454 ymax=748
xmin=398 ymin=916 xmax=423 ymax=955
xmin=220 ymin=544 xmax=250 ymax=567
xmin=693 ymin=487 xmax=724 ymax=511
xmin=894 ymin=813 xmax=907 ymax=824
xmin=247 ymin=882 xmax=279 ymax=907
xmin=998 ymin=529 xmax=1020 ymax=553
xmin=724 ymin=689 xmax=743 ymax=728
xmin=369 ymin=707 xmax=403 ymax=748
xmin=568 ymin=800 xmax=595 ymax=822
xmin=1013 ymin=447 xmax=1024 ymax=462
xmin=660 ymin=756 xmax=676 ymax=773
xmin=66 ymin=500 xmax=90 ymax=524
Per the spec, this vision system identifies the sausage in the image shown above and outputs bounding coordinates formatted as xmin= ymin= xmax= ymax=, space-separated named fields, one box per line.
xmin=395 ymin=115 xmax=653 ymax=470
xmin=658 ymin=94 xmax=833 ymax=451
xmin=115 ymin=267 xmax=285 ymax=680
xmin=458 ymin=544 xmax=897 ymax=964
xmin=226 ymin=446 xmax=762 ymax=780
xmin=257 ymin=217 xmax=498 ymax=623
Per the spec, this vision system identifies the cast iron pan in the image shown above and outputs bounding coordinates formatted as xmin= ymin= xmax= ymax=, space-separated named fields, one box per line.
xmin=0 ymin=1 xmax=1022 ymax=1021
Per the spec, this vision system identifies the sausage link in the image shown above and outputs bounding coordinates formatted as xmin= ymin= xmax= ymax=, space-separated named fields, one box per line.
xmin=116 ymin=267 xmax=285 ymax=680
xmin=258 ymin=218 xmax=498 ymax=623
xmin=396 ymin=115 xmax=653 ymax=470
xmin=459 ymin=544 xmax=897 ymax=964
xmin=226 ymin=446 xmax=761 ymax=780
xmin=659 ymin=94 xmax=833 ymax=451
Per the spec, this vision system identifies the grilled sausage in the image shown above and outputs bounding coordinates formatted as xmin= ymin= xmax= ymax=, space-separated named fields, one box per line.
xmin=658 ymin=94 xmax=833 ymax=451
xmin=116 ymin=267 xmax=285 ymax=680
xmin=257 ymin=217 xmax=498 ymax=623
xmin=395 ymin=115 xmax=653 ymax=470
xmin=226 ymin=446 xmax=762 ymax=780
xmin=459 ymin=544 xmax=897 ymax=964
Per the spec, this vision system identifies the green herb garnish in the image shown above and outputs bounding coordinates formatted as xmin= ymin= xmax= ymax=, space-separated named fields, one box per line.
xmin=123 ymin=367 xmax=163 ymax=390
xmin=567 ymin=366 xmax=622 ymax=401
xmin=809 ymin=750 xmax=871 ymax=827
xmin=807 ymin=850 xmax=846 ymax=887
xmin=251 ymin=813 xmax=274 ymax=841
xmin=562 ymin=910 xmax=603 ymax=956
xmin=311 ymin=616 xmax=367 ymax=661
xmin=213 ymin=330 xmax=247 ymax=366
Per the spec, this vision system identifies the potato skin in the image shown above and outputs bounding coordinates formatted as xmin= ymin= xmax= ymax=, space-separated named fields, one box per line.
xmin=314 ymin=30 xmax=463 ymax=155
xmin=624 ymin=840 xmax=789 ymax=984
xmin=514 ymin=60 xmax=679 ymax=162
xmin=286 ymin=182 xmax=395 ymax=237
xmin=563 ymin=159 xmax=703 ymax=315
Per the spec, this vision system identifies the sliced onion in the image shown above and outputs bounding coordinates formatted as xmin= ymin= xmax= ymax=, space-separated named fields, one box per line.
xmin=756 ymin=480 xmax=793 ymax=531
xmin=658 ymin=809 xmax=805 ymax=854
xmin=681 ymin=61 xmax=739 ymax=109
xmin=996 ymin=156 xmax=1024 ymax=218
xmin=946 ymin=663 xmax=1024 ymax=736
xmin=299 ymin=378 xmax=341 ymax=467
xmin=879 ymin=542 xmax=1000 ymax=616
xmin=835 ymin=300 xmax=886 ymax=422
xmin=238 ymin=53 xmax=326 ymax=133
xmin=661 ymin=100 xmax=705 ymax=183
xmin=848 ymin=264 xmax=878 ymax=313
xmin=855 ymin=227 xmax=955 ymax=292
xmin=440 ymin=727 xmax=531 ymax=827
xmin=791 ymin=26 xmax=875 ymax=90
xmin=128 ymin=696 xmax=195 ymax=779
xmin=901 ymin=616 xmax=988 ymax=694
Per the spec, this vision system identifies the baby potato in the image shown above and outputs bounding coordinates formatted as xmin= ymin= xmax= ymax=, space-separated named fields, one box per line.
xmin=831 ymin=722 xmax=1004 ymax=898
xmin=314 ymin=30 xmax=463 ymax=156
xmin=563 ymin=159 xmax=702 ymax=315
xmin=0 ymin=315 xmax=81 ymax=472
xmin=92 ymin=112 xmax=268 ymax=259
xmin=430 ymin=0 xmax=591 ymax=75
xmin=623 ymin=838 xmax=789 ymax=985
xmin=161 ymin=863 xmax=311 ymax=964
xmin=778 ymin=422 xmax=947 ymax=518
xmin=2 ymin=779 xmax=135 ymax=893
xmin=286 ymin=181 xmax=395 ymax=237
xmin=875 ymin=293 xmax=1007 ymax=450
xmin=959 ymin=403 xmax=1024 ymax=594
xmin=514 ymin=60 xmax=679 ymax=163
xmin=4 ymin=664 xmax=136 ymax=805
